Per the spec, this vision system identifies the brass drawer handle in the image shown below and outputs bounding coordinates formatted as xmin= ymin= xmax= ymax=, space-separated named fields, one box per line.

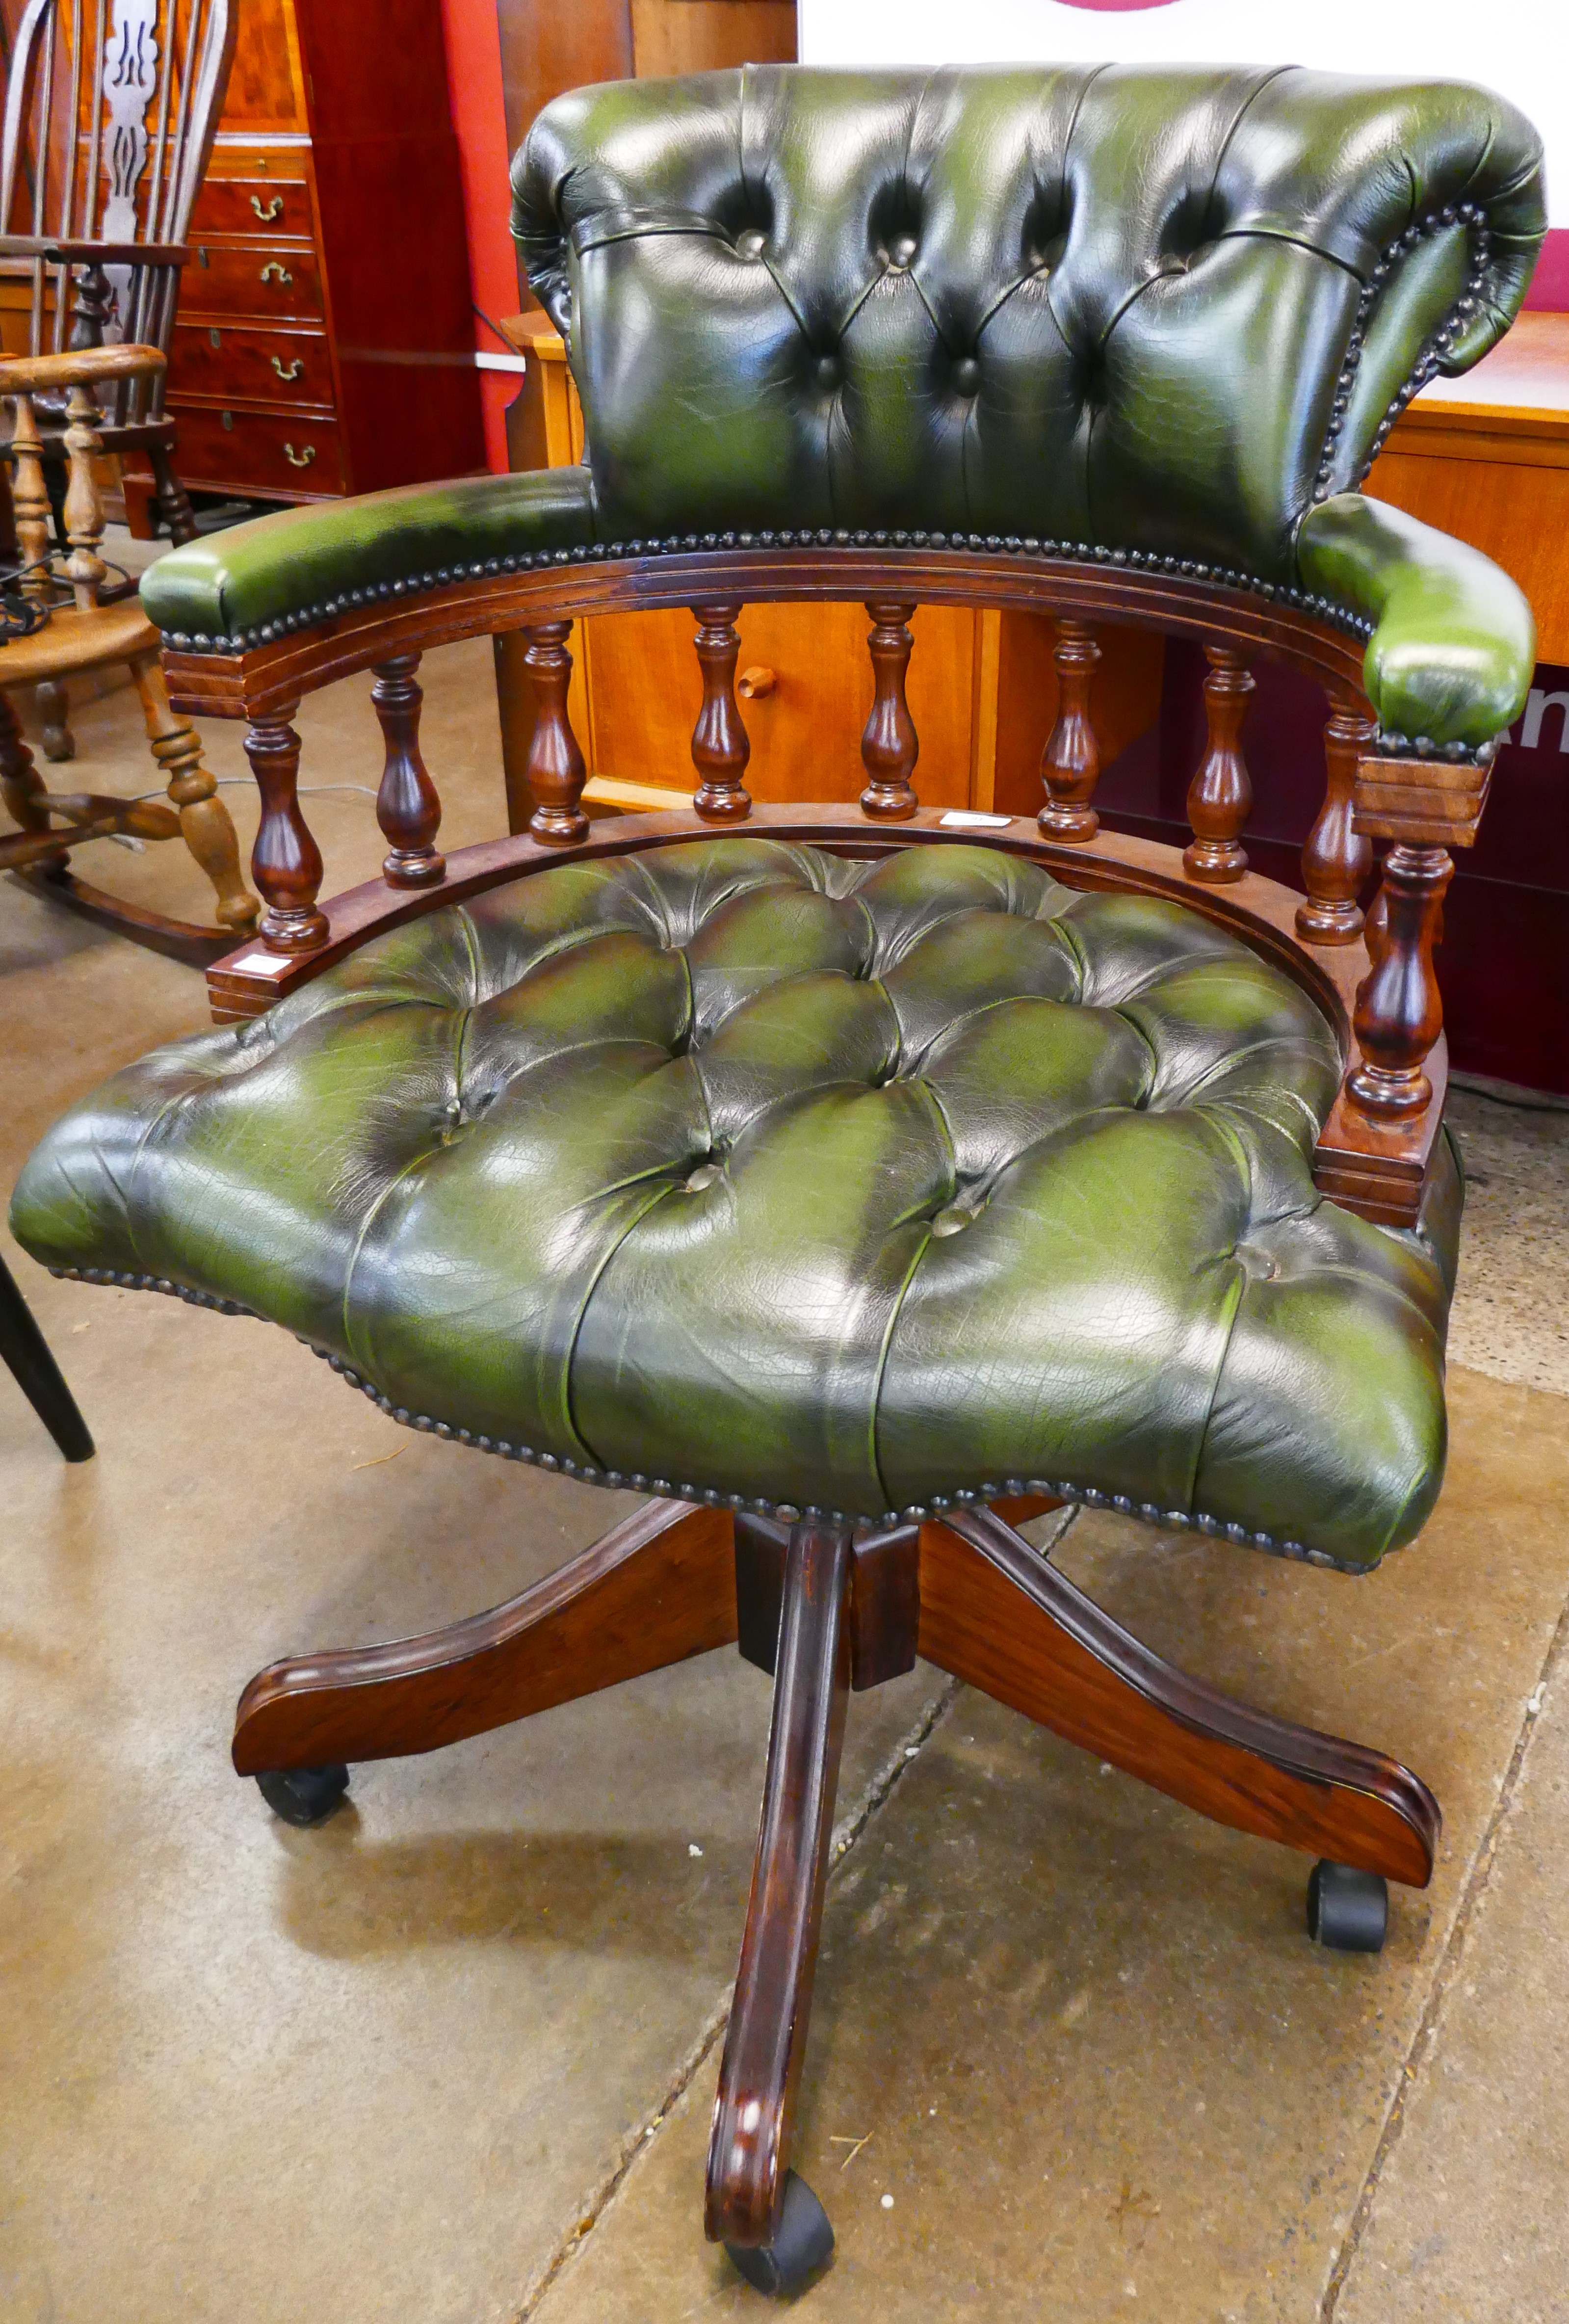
xmin=260 ymin=261 xmax=293 ymax=286
xmin=270 ymin=355 xmax=304 ymax=381
xmin=738 ymin=665 xmax=776 ymax=699
xmin=251 ymin=194 xmax=284 ymax=221
xmin=282 ymin=442 xmax=315 ymax=468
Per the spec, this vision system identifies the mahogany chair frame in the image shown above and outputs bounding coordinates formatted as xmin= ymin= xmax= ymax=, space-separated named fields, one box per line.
xmin=163 ymin=544 xmax=1467 ymax=2283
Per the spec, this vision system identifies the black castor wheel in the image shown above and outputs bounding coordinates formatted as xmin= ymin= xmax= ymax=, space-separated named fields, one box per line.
xmin=255 ymin=1764 xmax=350 ymax=1827
xmin=1307 ymin=1859 xmax=1388 ymax=1953
xmin=724 ymin=2170 xmax=834 ymax=2296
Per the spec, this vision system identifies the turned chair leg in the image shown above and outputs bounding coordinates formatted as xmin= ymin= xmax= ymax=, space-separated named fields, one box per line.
xmin=34 ymin=677 xmax=76 ymax=764
xmin=0 ymin=687 xmax=49 ymax=832
xmin=129 ymin=651 xmax=259 ymax=935
xmin=148 ymin=440 xmax=200 ymax=548
xmin=0 ymin=1254 xmax=93 ymax=1461
xmin=706 ymin=1516 xmax=852 ymax=2292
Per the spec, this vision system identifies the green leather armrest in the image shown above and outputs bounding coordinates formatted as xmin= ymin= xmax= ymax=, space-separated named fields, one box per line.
xmin=1297 ymin=494 xmax=1535 ymax=749
xmin=138 ymin=466 xmax=599 ymax=644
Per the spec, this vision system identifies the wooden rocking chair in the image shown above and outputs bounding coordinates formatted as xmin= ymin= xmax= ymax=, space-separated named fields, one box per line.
xmin=0 ymin=340 xmax=256 ymax=955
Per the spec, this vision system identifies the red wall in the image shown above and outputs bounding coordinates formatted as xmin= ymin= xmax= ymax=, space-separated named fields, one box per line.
xmin=438 ymin=0 xmax=520 ymax=472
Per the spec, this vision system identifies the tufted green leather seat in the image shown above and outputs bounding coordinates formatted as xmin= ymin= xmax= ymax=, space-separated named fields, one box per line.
xmin=11 ymin=840 xmax=1460 ymax=1568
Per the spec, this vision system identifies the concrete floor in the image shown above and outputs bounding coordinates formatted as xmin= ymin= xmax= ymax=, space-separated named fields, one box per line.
xmin=2 ymin=616 xmax=1567 ymax=2322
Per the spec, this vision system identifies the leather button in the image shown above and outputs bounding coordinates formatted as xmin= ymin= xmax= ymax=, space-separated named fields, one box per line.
xmin=953 ymin=356 xmax=980 ymax=396
xmin=814 ymin=354 xmax=840 ymax=390
xmin=889 ymin=234 xmax=918 ymax=268
xmin=683 ymin=1162 xmax=723 ymax=1192
xmin=736 ymin=228 xmax=765 ymax=260
xmin=930 ymin=1206 xmax=971 ymax=1238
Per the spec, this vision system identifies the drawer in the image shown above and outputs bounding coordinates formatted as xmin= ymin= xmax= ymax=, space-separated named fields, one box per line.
xmin=167 ymin=400 xmax=346 ymax=496
xmin=190 ymin=174 xmax=313 ymax=240
xmin=202 ymin=140 xmax=310 ymax=179
xmin=184 ymin=240 xmax=324 ymax=322
xmin=170 ymin=320 xmax=333 ymax=405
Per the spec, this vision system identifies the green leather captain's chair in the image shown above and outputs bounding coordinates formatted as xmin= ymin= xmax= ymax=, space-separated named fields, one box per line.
xmin=9 ymin=65 xmax=1544 ymax=2294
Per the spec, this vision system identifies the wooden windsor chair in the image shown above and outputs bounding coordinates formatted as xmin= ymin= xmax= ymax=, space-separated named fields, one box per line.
xmin=0 ymin=0 xmax=243 ymax=937
xmin=1 ymin=0 xmax=236 ymax=547
xmin=0 ymin=339 xmax=256 ymax=953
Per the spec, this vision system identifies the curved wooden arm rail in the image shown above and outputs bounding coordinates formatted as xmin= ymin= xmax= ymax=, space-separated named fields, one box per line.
xmin=0 ymin=340 xmax=166 ymax=393
xmin=171 ymin=543 xmax=1463 ymax=1228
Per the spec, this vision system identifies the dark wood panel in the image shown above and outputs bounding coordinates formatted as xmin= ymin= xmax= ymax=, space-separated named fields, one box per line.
xmin=309 ymin=134 xmax=487 ymax=488
xmin=629 ymin=0 xmax=796 ymax=77
xmin=294 ymin=0 xmax=474 ymax=142
xmin=497 ymin=0 xmax=634 ymax=160
xmin=171 ymin=319 xmax=333 ymax=405
xmin=219 ymin=0 xmax=307 ymax=131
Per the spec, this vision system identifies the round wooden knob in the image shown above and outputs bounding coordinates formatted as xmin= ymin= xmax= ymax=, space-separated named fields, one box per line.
xmin=737 ymin=665 xmax=776 ymax=700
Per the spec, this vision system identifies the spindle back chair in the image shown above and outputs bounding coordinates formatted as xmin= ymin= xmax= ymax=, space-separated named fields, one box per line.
xmin=0 ymin=337 xmax=255 ymax=951
xmin=1 ymin=0 xmax=235 ymax=542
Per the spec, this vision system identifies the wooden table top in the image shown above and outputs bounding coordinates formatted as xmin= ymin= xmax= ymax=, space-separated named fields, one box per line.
xmin=1397 ymin=312 xmax=1569 ymax=459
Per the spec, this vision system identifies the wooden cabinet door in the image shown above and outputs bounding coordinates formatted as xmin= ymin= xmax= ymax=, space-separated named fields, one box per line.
xmin=581 ymin=603 xmax=984 ymax=813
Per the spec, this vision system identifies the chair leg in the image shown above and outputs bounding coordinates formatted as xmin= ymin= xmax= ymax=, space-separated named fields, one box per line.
xmin=34 ymin=677 xmax=76 ymax=763
xmin=0 ymin=687 xmax=50 ymax=832
xmin=0 ymin=1255 xmax=93 ymax=1461
xmin=927 ymin=1504 xmax=1439 ymax=1888
xmin=128 ymin=651 xmax=259 ymax=934
xmin=706 ymin=1517 xmax=852 ymax=2288
xmin=232 ymin=1498 xmax=737 ymax=1777
xmin=147 ymin=440 xmax=200 ymax=547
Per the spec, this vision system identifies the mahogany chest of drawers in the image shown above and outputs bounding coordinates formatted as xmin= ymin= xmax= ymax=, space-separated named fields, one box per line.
xmin=125 ymin=0 xmax=484 ymax=525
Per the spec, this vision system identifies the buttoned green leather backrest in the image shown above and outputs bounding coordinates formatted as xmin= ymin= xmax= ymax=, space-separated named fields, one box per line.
xmin=512 ymin=65 xmax=1544 ymax=584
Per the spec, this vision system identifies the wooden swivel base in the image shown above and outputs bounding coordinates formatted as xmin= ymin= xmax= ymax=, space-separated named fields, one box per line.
xmin=232 ymin=1496 xmax=1439 ymax=2295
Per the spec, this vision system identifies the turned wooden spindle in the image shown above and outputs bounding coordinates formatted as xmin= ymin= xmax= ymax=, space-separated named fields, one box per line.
xmin=1038 ymin=620 xmax=1102 ymax=842
xmin=689 ymin=601 xmax=752 ymax=821
xmin=244 ymin=707 xmax=329 ymax=952
xmin=371 ymin=652 xmax=446 ymax=887
xmin=1348 ymin=845 xmax=1454 ymax=1118
xmin=1298 ymin=707 xmax=1376 ymax=944
xmin=522 ymin=621 xmax=588 ymax=845
xmin=859 ymin=600 xmax=919 ymax=820
xmin=61 ymin=383 xmax=109 ymax=609
xmin=1184 ymin=646 xmax=1255 ymax=882
xmin=8 ymin=396 xmax=53 ymax=597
